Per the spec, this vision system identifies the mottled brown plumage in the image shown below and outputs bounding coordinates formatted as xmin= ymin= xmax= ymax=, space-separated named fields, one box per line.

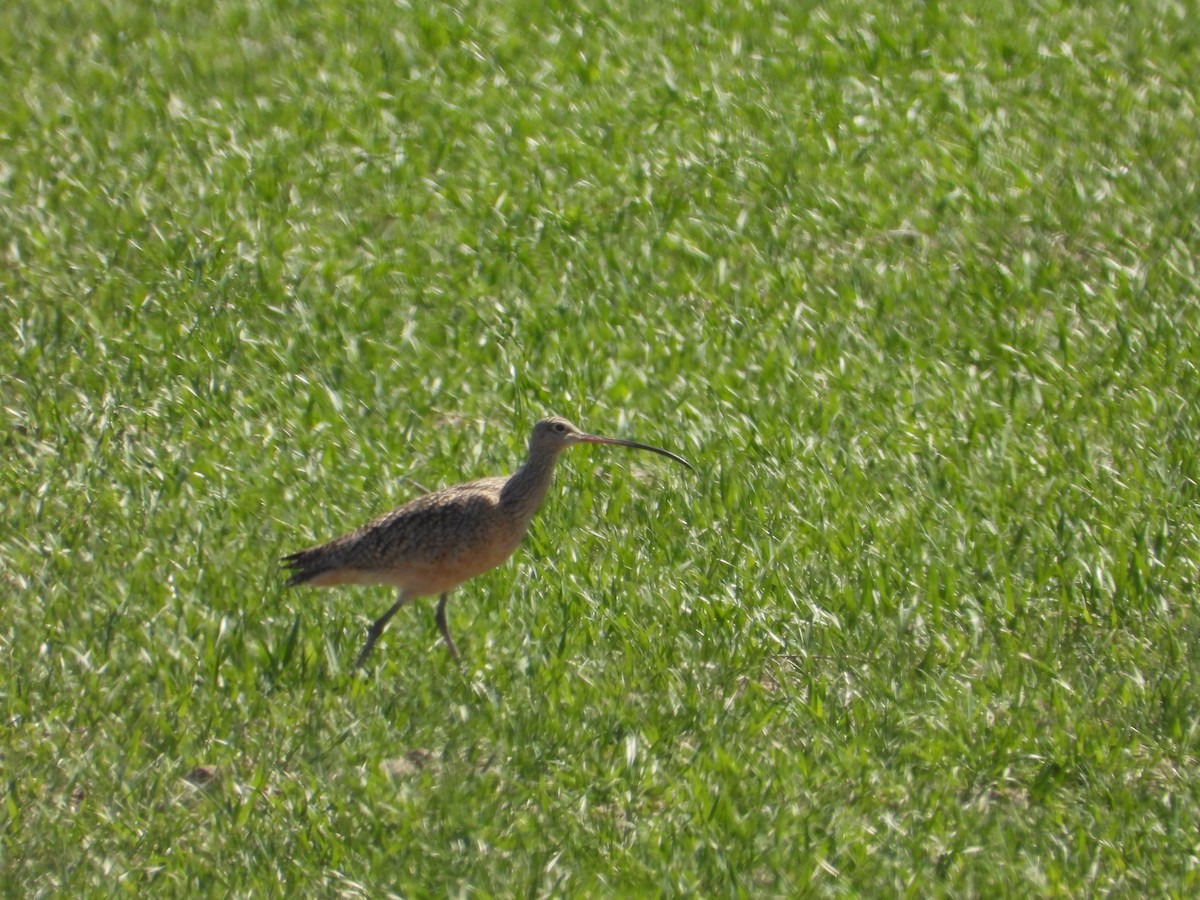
xmin=282 ymin=416 xmax=691 ymax=666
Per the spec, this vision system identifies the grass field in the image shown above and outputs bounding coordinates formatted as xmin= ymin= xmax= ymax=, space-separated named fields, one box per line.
xmin=4 ymin=0 xmax=1200 ymax=894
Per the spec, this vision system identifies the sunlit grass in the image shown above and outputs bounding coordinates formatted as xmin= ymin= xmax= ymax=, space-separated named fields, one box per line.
xmin=3 ymin=0 xmax=1199 ymax=894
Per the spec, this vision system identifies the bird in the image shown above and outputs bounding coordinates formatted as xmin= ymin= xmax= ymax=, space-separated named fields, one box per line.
xmin=281 ymin=416 xmax=692 ymax=666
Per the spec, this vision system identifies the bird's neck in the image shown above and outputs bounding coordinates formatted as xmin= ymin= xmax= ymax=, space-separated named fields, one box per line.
xmin=500 ymin=448 xmax=561 ymax=526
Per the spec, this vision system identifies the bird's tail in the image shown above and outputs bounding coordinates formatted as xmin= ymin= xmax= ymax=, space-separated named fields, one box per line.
xmin=280 ymin=545 xmax=332 ymax=587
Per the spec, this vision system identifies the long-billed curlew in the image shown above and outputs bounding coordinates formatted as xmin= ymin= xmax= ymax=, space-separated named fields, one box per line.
xmin=282 ymin=416 xmax=691 ymax=666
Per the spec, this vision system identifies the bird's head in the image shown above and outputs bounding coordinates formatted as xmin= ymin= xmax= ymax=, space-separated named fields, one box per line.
xmin=528 ymin=416 xmax=692 ymax=469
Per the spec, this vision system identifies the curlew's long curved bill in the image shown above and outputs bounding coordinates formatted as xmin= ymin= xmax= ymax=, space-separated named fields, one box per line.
xmin=576 ymin=433 xmax=693 ymax=470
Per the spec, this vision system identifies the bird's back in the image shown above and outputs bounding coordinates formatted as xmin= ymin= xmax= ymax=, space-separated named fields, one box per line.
xmin=282 ymin=475 xmax=530 ymax=596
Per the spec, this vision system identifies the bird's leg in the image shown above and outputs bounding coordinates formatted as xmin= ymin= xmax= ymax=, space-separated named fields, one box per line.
xmin=356 ymin=589 xmax=412 ymax=667
xmin=435 ymin=593 xmax=460 ymax=660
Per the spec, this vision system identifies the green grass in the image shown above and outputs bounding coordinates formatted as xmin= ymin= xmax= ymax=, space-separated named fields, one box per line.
xmin=3 ymin=0 xmax=1200 ymax=894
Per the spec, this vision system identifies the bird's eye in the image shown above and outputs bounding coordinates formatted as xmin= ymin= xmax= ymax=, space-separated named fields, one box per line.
xmin=553 ymin=422 xmax=566 ymax=433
